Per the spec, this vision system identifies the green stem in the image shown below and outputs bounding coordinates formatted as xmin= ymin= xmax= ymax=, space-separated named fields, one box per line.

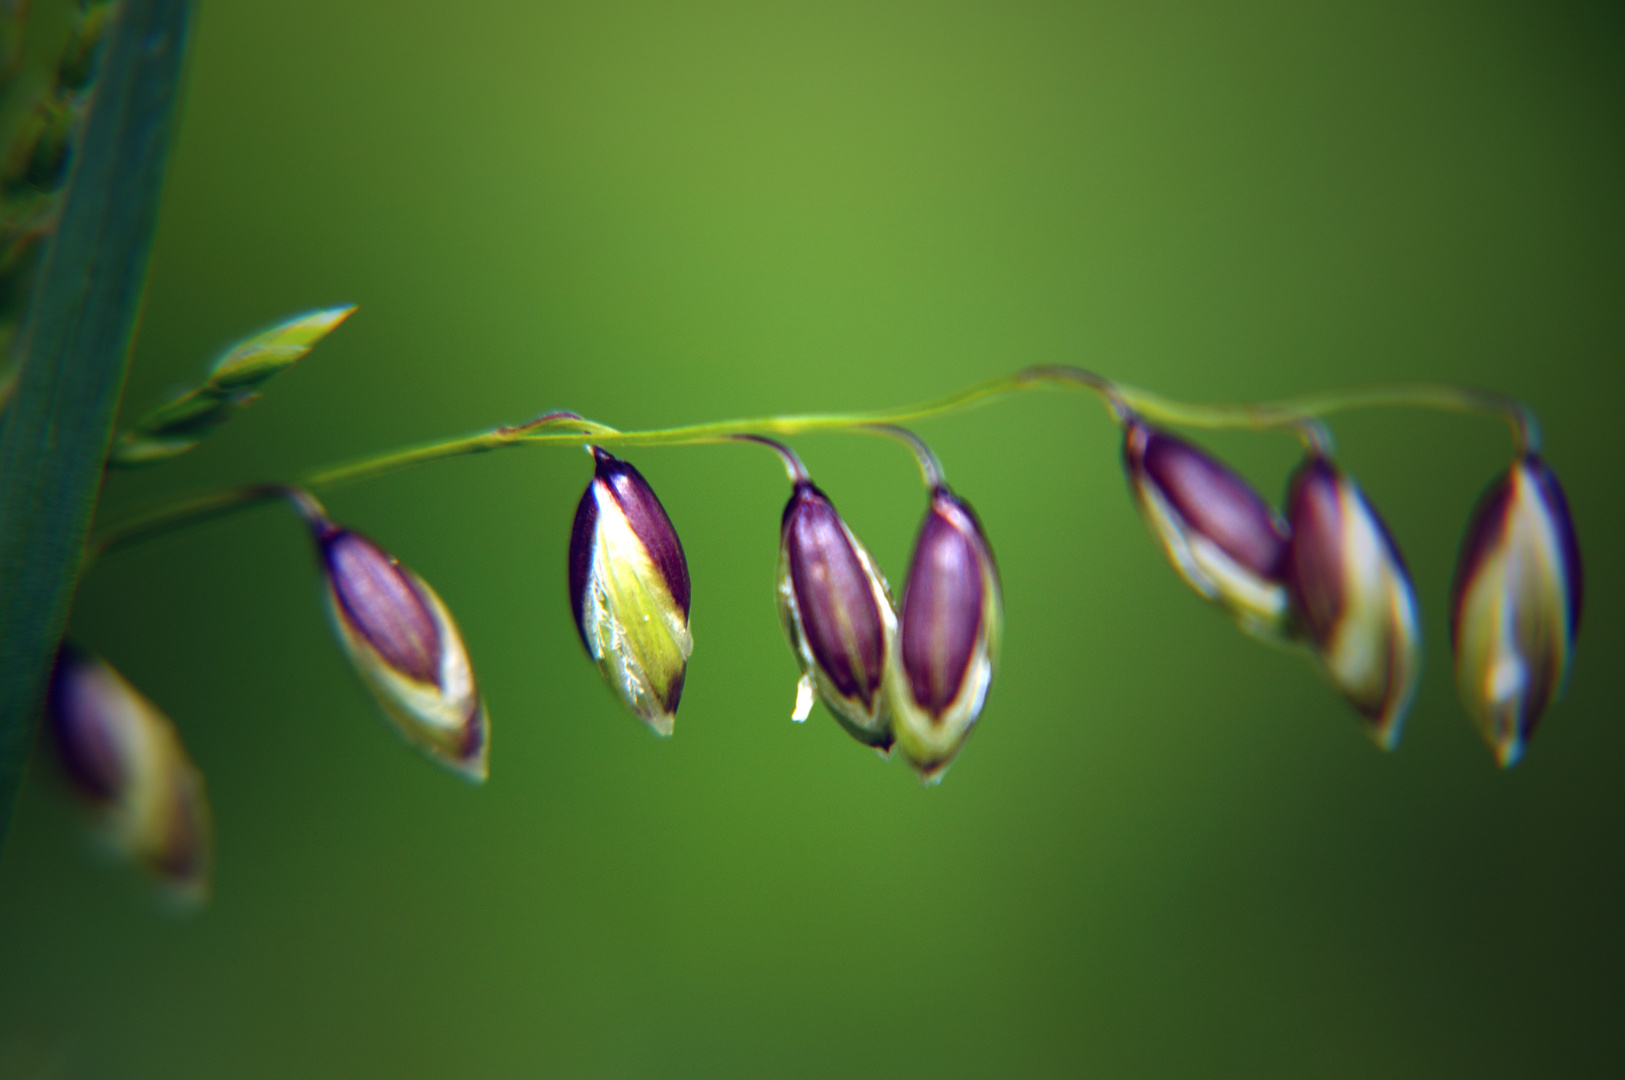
xmin=92 ymin=366 xmax=1536 ymax=558
xmin=85 ymin=483 xmax=308 ymax=557
xmin=860 ymin=424 xmax=947 ymax=489
xmin=729 ymin=434 xmax=810 ymax=485
xmin=1109 ymin=378 xmax=1539 ymax=453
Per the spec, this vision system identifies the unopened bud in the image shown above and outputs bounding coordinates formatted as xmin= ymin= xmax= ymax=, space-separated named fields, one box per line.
xmin=569 ymin=447 xmax=693 ymax=735
xmin=1285 ymin=456 xmax=1421 ymax=749
xmin=47 ymin=646 xmax=212 ymax=904
xmin=889 ymin=486 xmax=1002 ymax=781
xmin=207 ymin=305 xmax=356 ymax=391
xmin=1123 ymin=418 xmax=1291 ymax=639
xmin=777 ymin=480 xmax=896 ymax=751
xmin=109 ymin=306 xmax=355 ymax=468
xmin=1451 ymin=455 xmax=1582 ymax=767
xmin=316 ymin=520 xmax=489 ymax=781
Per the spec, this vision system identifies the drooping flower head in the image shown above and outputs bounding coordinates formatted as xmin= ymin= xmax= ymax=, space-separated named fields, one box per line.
xmin=1122 ymin=418 xmax=1292 ymax=639
xmin=1285 ymin=455 xmax=1421 ymax=750
xmin=777 ymin=479 xmax=896 ymax=751
xmin=47 ymin=646 xmax=213 ymax=904
xmin=889 ymin=486 xmax=1002 ymax=781
xmin=313 ymin=515 xmax=489 ymax=782
xmin=1451 ymin=454 xmax=1582 ymax=767
xmin=569 ymin=447 xmax=693 ymax=735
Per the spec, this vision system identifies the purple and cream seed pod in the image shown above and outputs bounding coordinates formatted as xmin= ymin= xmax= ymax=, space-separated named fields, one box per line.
xmin=569 ymin=447 xmax=693 ymax=736
xmin=1284 ymin=456 xmax=1421 ymax=750
xmin=1123 ymin=418 xmax=1292 ymax=639
xmin=311 ymin=514 xmax=489 ymax=782
xmin=777 ymin=479 xmax=897 ymax=751
xmin=47 ymin=646 xmax=213 ymax=905
xmin=1451 ymin=455 xmax=1583 ymax=767
xmin=888 ymin=485 xmax=1002 ymax=781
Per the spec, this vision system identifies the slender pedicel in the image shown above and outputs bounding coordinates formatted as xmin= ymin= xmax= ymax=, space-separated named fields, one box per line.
xmin=47 ymin=645 xmax=213 ymax=905
xmin=1451 ymin=455 xmax=1582 ymax=767
xmin=889 ymin=485 xmax=1003 ymax=782
xmin=1284 ymin=456 xmax=1421 ymax=750
xmin=861 ymin=424 xmax=946 ymax=489
xmin=768 ymin=443 xmax=897 ymax=752
xmin=569 ymin=446 xmax=693 ymax=735
xmin=295 ymin=493 xmax=489 ymax=782
xmin=1122 ymin=417 xmax=1292 ymax=640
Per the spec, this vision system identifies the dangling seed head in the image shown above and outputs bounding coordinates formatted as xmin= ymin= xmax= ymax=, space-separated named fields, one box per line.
xmin=1123 ymin=418 xmax=1292 ymax=640
xmin=1450 ymin=454 xmax=1582 ymax=767
xmin=569 ymin=447 xmax=693 ymax=735
xmin=1285 ymin=456 xmax=1421 ymax=750
xmin=888 ymin=486 xmax=1002 ymax=781
xmin=777 ymin=480 xmax=896 ymax=751
xmin=315 ymin=519 xmax=489 ymax=782
xmin=46 ymin=646 xmax=213 ymax=905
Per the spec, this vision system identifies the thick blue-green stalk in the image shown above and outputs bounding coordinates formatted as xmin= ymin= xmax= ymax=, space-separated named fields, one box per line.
xmin=0 ymin=0 xmax=192 ymax=848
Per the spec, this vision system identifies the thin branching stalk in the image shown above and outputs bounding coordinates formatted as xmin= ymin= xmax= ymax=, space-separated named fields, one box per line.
xmin=92 ymin=366 xmax=1535 ymax=561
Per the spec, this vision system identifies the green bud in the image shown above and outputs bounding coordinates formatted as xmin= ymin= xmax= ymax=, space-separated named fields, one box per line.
xmin=107 ymin=432 xmax=202 ymax=466
xmin=108 ymin=306 xmax=355 ymax=468
xmin=208 ymin=305 xmax=356 ymax=390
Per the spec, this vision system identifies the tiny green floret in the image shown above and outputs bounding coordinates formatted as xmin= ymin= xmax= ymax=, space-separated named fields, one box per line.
xmin=109 ymin=304 xmax=355 ymax=467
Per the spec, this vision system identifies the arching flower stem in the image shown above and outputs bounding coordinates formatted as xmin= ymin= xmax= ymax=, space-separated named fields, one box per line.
xmin=860 ymin=424 xmax=946 ymax=489
xmin=730 ymin=434 xmax=810 ymax=485
xmin=1109 ymin=378 xmax=1537 ymax=454
xmin=90 ymin=366 xmax=1538 ymax=559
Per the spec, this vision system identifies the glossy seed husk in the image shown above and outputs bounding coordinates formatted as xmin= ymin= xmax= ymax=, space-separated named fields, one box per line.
xmin=569 ymin=447 xmax=693 ymax=735
xmin=1450 ymin=454 xmax=1582 ymax=767
xmin=319 ymin=525 xmax=489 ymax=782
xmin=1123 ymin=418 xmax=1292 ymax=640
xmin=1285 ymin=456 xmax=1420 ymax=750
xmin=777 ymin=480 xmax=896 ymax=751
xmin=47 ymin=646 xmax=213 ymax=905
xmin=889 ymin=486 xmax=1002 ymax=781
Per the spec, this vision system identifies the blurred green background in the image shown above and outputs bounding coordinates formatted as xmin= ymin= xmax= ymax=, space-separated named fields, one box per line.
xmin=2 ymin=0 xmax=1622 ymax=1075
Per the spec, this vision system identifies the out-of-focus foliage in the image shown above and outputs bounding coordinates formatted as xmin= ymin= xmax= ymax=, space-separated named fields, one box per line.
xmin=0 ymin=0 xmax=116 ymax=408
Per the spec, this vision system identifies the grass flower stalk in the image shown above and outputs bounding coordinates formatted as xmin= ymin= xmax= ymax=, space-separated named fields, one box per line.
xmin=92 ymin=367 xmax=1538 ymax=558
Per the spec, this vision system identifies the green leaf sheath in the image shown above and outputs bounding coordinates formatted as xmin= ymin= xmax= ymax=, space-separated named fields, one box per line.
xmin=0 ymin=0 xmax=192 ymax=849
